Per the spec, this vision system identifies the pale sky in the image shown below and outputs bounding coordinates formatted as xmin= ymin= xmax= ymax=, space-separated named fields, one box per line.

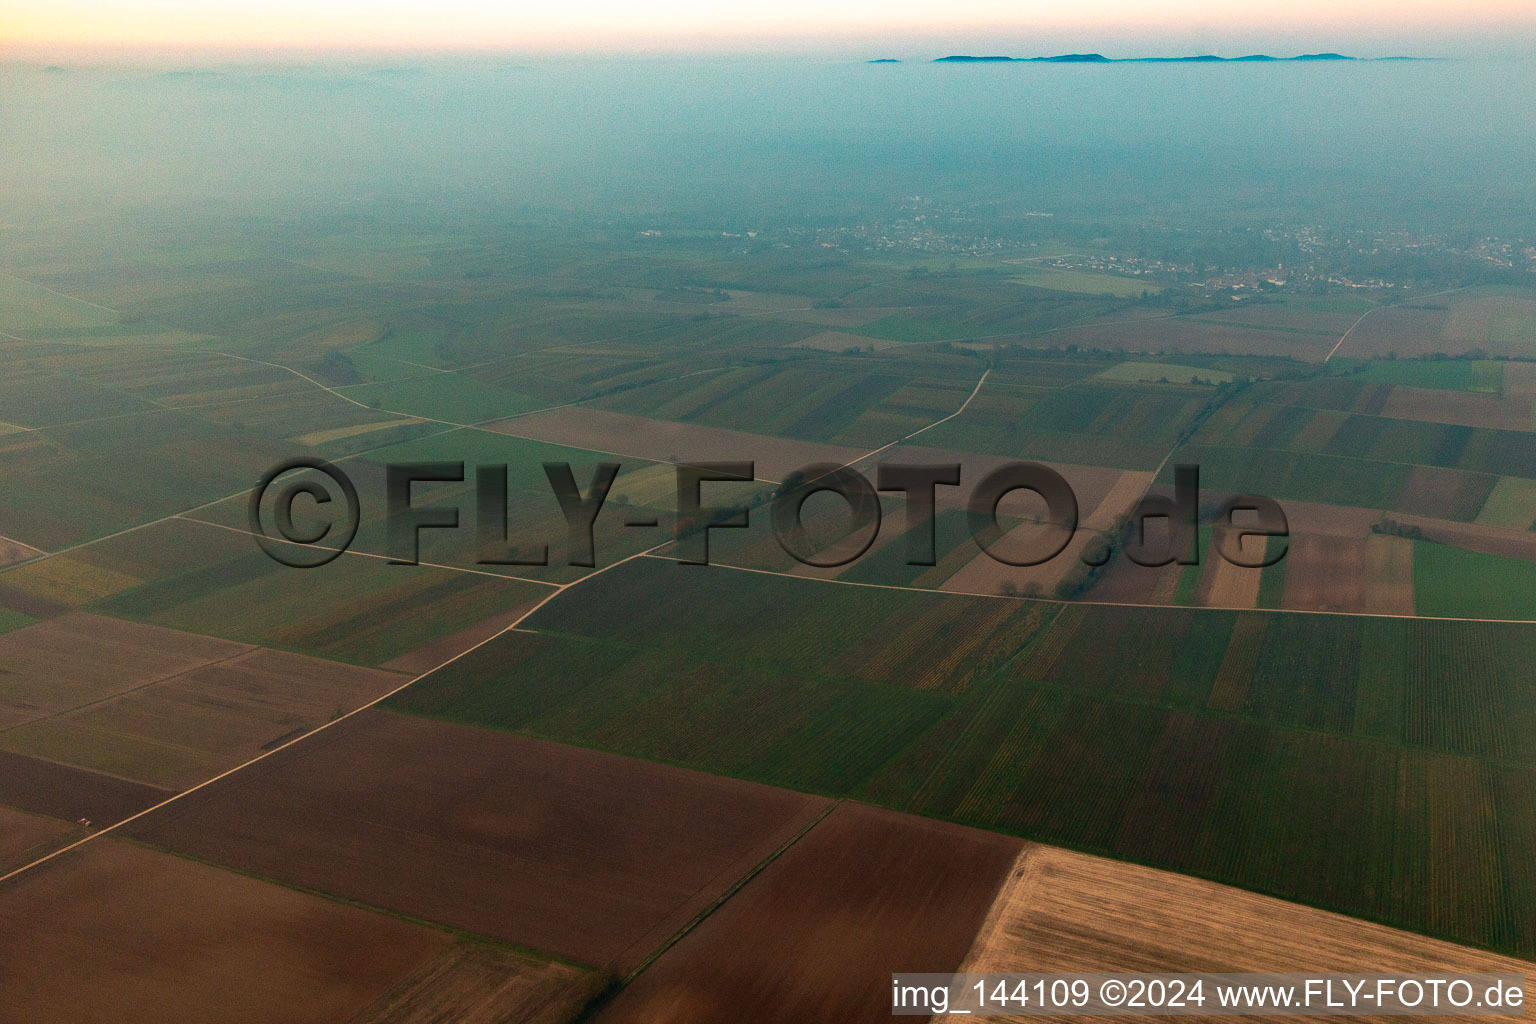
xmin=3 ymin=0 xmax=1534 ymax=52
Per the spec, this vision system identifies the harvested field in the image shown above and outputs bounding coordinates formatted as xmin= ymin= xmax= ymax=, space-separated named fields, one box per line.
xmin=932 ymin=464 xmax=1148 ymax=598
xmin=1341 ymin=307 xmax=1450 ymax=359
xmin=1504 ymin=360 xmax=1536 ymax=396
xmin=1445 ymin=296 xmax=1536 ymax=355
xmin=939 ymin=843 xmax=1533 ymax=1024
xmin=1082 ymin=470 xmax=1154 ymax=532
xmin=596 ymin=802 xmax=1022 ymax=1024
xmin=0 ymin=648 xmax=407 ymax=789
xmin=1381 ymin=386 xmax=1532 ymax=431
xmin=1475 ymin=476 xmax=1536 ymax=531
xmin=611 ymin=462 xmax=687 ymax=509
xmin=126 ymin=711 xmax=831 ymax=971
xmin=292 ymin=416 xmax=421 ymax=446
xmin=1280 ymin=535 xmax=1367 ymax=612
xmin=0 ymin=748 xmax=172 ymax=824
xmin=348 ymin=940 xmax=597 ymax=1024
xmin=0 ymin=805 xmax=79 ymax=874
xmin=939 ymin=530 xmax=1094 ymax=598
xmin=486 ymin=407 xmax=864 ymax=481
xmin=0 ymin=613 xmax=250 ymax=730
xmin=1197 ymin=551 xmax=1261 ymax=609
xmin=1277 ymin=500 xmax=1384 ymax=538
xmin=0 ymin=554 xmax=143 ymax=606
xmin=1363 ymin=534 xmax=1416 ymax=615
xmin=0 ymin=840 xmax=450 ymax=1024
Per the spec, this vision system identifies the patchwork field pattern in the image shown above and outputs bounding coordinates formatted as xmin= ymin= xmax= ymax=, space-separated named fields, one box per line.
xmin=395 ymin=560 xmax=1536 ymax=957
xmin=4 ymin=215 xmax=1536 ymax=1023
xmin=0 ymin=517 xmax=550 ymax=666
xmin=487 ymin=406 xmax=865 ymax=482
xmin=921 ymin=381 xmax=1210 ymax=471
xmin=0 ymin=612 xmax=248 ymax=730
xmin=0 ymin=647 xmax=405 ymax=789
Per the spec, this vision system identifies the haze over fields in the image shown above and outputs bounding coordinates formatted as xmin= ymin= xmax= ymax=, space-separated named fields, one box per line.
xmin=2 ymin=37 xmax=1535 ymax=1024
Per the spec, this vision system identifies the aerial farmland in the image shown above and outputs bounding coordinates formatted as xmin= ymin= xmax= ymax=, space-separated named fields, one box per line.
xmin=4 ymin=44 xmax=1536 ymax=1024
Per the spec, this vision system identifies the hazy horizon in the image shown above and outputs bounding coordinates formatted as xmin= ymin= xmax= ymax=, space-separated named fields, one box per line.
xmin=5 ymin=0 xmax=1536 ymax=59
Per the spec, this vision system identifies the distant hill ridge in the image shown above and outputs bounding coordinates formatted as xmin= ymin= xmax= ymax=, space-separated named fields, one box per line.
xmin=931 ymin=53 xmax=1430 ymax=63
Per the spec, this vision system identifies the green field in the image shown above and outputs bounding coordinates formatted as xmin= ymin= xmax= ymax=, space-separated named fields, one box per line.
xmin=0 ymin=609 xmax=35 ymax=635
xmin=1169 ymin=445 xmax=1414 ymax=511
xmin=1413 ymin=542 xmax=1536 ymax=620
xmin=1347 ymin=358 xmax=1504 ymax=393
xmin=1194 ymin=401 xmax=1536 ymax=482
xmin=392 ymin=560 xmax=1536 ymax=956
xmin=1475 ymin=476 xmax=1536 ymax=530
xmin=926 ymin=382 xmax=1209 ymax=471
xmin=338 ymin=372 xmax=547 ymax=425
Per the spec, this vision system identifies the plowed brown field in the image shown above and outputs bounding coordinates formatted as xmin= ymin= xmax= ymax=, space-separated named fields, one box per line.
xmin=0 ymin=840 xmax=448 ymax=1024
xmin=125 ymin=711 xmax=830 ymax=971
xmin=0 ymin=748 xmax=171 ymax=825
xmin=595 ymin=802 xmax=1022 ymax=1024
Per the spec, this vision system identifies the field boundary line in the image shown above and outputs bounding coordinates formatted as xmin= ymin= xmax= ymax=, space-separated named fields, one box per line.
xmin=0 ymin=538 xmax=671 ymax=888
xmin=174 ymin=515 xmax=563 ymax=588
xmin=652 ymin=554 xmax=1536 ymax=626
xmin=481 ymin=425 xmax=779 ymax=484
xmin=0 ymin=418 xmax=474 ymax=577
xmin=840 ymin=367 xmax=990 ymax=469
xmin=1176 ymin=436 xmax=1518 ymax=475
xmin=1324 ymin=307 xmax=1386 ymax=363
xmin=615 ymin=798 xmax=844 ymax=987
xmin=0 ymin=645 xmax=263 ymax=737
xmin=1 ymin=274 xmax=122 ymax=315
xmin=1324 ymin=285 xmax=1471 ymax=363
